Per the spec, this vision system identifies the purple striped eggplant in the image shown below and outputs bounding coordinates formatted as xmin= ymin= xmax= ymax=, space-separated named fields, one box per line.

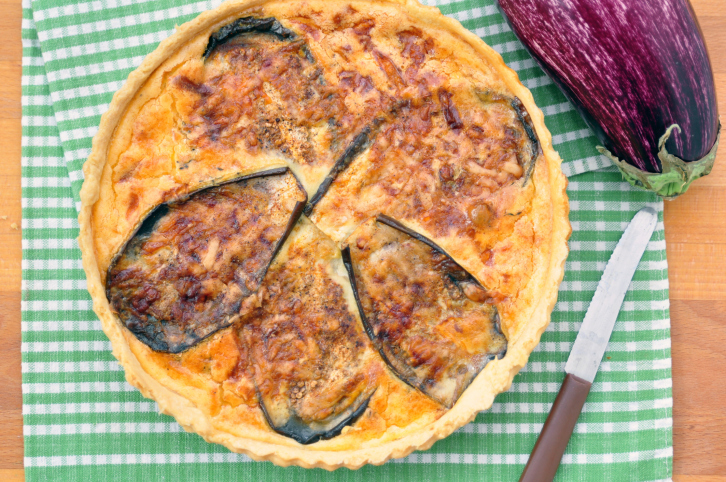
xmin=497 ymin=0 xmax=720 ymax=198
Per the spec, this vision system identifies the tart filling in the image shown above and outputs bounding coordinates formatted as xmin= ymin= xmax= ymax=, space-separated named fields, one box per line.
xmin=80 ymin=0 xmax=569 ymax=469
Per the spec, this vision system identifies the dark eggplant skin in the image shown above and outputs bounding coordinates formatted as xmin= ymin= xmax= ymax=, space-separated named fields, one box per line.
xmin=497 ymin=0 xmax=719 ymax=181
xmin=511 ymin=96 xmax=541 ymax=184
xmin=259 ymin=392 xmax=373 ymax=445
xmin=203 ymin=17 xmax=296 ymax=58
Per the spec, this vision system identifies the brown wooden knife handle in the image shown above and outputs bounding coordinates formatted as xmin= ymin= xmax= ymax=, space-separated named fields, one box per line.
xmin=519 ymin=373 xmax=592 ymax=482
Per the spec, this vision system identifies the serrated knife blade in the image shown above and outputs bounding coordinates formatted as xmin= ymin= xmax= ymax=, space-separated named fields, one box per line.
xmin=520 ymin=207 xmax=658 ymax=482
xmin=565 ymin=206 xmax=659 ymax=382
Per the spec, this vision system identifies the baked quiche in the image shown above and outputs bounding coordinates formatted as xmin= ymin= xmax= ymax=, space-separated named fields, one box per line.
xmin=79 ymin=0 xmax=570 ymax=470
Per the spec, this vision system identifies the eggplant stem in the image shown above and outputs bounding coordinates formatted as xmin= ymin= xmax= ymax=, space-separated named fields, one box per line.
xmin=597 ymin=121 xmax=720 ymax=199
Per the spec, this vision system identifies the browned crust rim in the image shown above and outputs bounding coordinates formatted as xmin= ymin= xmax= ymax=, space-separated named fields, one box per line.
xmin=78 ymin=0 xmax=571 ymax=470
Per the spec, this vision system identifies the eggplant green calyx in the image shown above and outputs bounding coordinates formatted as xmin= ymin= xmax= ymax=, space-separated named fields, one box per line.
xmin=598 ymin=122 xmax=721 ymax=200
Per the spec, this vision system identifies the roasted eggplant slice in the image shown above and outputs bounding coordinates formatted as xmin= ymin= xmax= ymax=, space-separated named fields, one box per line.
xmin=476 ymin=91 xmax=540 ymax=184
xmin=106 ymin=169 xmax=307 ymax=353
xmin=343 ymin=216 xmax=507 ymax=408
xmin=188 ymin=17 xmax=392 ymax=194
xmin=240 ymin=219 xmax=379 ymax=444
xmin=203 ymin=16 xmax=297 ymax=58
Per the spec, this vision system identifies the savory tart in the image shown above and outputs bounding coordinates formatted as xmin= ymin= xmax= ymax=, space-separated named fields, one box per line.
xmin=79 ymin=0 xmax=570 ymax=470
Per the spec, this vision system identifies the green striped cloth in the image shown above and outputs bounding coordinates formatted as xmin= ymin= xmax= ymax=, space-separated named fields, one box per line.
xmin=20 ymin=0 xmax=673 ymax=479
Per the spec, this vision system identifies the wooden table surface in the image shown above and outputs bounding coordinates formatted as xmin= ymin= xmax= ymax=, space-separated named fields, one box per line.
xmin=1 ymin=0 xmax=725 ymax=480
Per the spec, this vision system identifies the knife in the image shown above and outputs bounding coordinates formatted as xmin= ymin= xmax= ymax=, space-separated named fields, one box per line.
xmin=519 ymin=207 xmax=658 ymax=482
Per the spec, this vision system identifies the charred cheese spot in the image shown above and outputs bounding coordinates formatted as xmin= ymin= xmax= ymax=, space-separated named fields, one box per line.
xmin=106 ymin=170 xmax=306 ymax=353
xmin=344 ymin=217 xmax=507 ymax=408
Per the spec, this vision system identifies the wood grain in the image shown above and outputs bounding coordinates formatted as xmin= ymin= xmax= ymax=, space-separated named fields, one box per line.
xmin=0 ymin=0 xmax=724 ymax=480
xmin=0 ymin=0 xmax=22 ymax=474
xmin=671 ymin=301 xmax=726 ymax=476
xmin=0 ymin=470 xmax=26 ymax=482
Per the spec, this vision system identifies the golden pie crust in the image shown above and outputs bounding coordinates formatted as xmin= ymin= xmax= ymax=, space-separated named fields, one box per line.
xmin=79 ymin=0 xmax=570 ymax=470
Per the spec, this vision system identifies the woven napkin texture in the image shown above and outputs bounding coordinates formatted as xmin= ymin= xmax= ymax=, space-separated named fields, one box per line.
xmin=20 ymin=0 xmax=673 ymax=479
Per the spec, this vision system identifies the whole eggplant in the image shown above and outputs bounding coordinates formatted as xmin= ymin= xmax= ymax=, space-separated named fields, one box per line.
xmin=497 ymin=0 xmax=720 ymax=198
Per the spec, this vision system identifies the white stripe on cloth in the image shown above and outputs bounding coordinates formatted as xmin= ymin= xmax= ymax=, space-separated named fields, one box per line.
xmin=548 ymin=319 xmax=671 ymax=333
xmin=559 ymin=279 xmax=670 ymax=292
xmin=21 ymin=115 xmax=58 ymax=127
xmin=22 ymin=197 xmax=76 ymax=208
xmin=22 ymin=279 xmax=86 ymax=289
xmin=45 ymin=56 xmax=145 ymax=83
xmin=22 ymin=361 xmax=123 ymax=374
xmin=23 ymin=418 xmax=673 ymax=437
xmin=22 ymin=218 xmax=79 ymax=229
xmin=54 ymin=102 xmax=109 ymax=123
xmin=59 ymin=125 xmax=98 ymax=142
xmin=21 ymin=136 xmax=61 ymax=147
xmin=519 ymin=359 xmax=671 ymax=374
xmin=23 ymin=381 xmax=137 ymax=394
xmin=23 ymin=447 xmax=673 ymax=467
xmin=21 ymin=93 xmax=53 ymax=104
xmin=64 ymin=148 xmax=92 ymax=162
xmin=22 ymin=320 xmax=102 ymax=332
xmin=569 ymin=239 xmax=666 ymax=252
xmin=22 ymin=397 xmax=672 ymax=416
xmin=562 ymin=156 xmax=614 ymax=177
xmin=23 ymin=401 xmax=155 ymax=415
xmin=36 ymin=1 xmax=220 ymax=43
xmin=21 ymin=177 xmax=71 ymax=188
xmin=33 ymin=0 xmax=158 ymax=23
xmin=555 ymin=299 xmax=670 ymax=313
xmin=21 ymin=238 xmax=79 ymax=249
xmin=40 ymin=30 xmax=174 ymax=63
xmin=22 ymin=259 xmax=83 ymax=270
xmin=21 ymin=156 xmax=66 ymax=167
xmin=486 ymin=398 xmax=673 ymax=414
xmin=21 ymin=300 xmax=92 ymax=311
xmin=568 ymin=200 xmax=663 ymax=212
